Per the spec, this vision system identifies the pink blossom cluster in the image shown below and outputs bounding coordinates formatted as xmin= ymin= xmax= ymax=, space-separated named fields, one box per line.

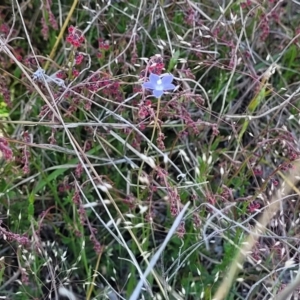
xmin=66 ymin=26 xmax=85 ymax=47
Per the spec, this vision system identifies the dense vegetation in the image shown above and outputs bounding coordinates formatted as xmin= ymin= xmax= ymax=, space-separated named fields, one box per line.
xmin=1 ymin=1 xmax=300 ymax=299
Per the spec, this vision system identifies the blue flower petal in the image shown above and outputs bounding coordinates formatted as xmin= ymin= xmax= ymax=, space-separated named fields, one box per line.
xmin=149 ymin=73 xmax=160 ymax=83
xmin=161 ymin=75 xmax=174 ymax=85
xmin=162 ymin=83 xmax=175 ymax=91
xmin=142 ymin=72 xmax=176 ymax=97
xmin=142 ymin=82 xmax=155 ymax=89
xmin=153 ymin=89 xmax=164 ymax=98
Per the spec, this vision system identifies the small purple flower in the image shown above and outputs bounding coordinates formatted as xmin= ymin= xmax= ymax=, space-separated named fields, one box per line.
xmin=142 ymin=73 xmax=175 ymax=98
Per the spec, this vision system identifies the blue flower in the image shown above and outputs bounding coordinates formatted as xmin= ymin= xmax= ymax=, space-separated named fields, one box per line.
xmin=142 ymin=73 xmax=175 ymax=98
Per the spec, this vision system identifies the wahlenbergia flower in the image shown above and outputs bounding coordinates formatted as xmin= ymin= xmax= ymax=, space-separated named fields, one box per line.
xmin=142 ymin=73 xmax=175 ymax=98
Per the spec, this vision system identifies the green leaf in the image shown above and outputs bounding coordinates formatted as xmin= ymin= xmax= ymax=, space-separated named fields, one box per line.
xmin=168 ymin=50 xmax=180 ymax=72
